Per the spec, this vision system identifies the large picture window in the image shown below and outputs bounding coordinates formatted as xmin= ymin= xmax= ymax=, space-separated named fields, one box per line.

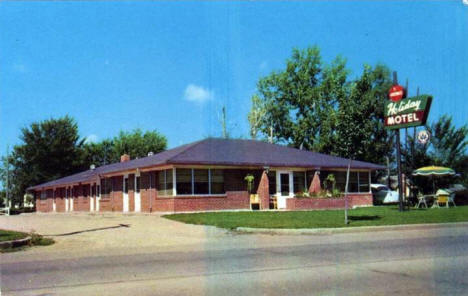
xmin=320 ymin=171 xmax=370 ymax=193
xmin=157 ymin=169 xmax=174 ymax=196
xmin=293 ymin=172 xmax=306 ymax=194
xmin=175 ymin=169 xmax=225 ymax=195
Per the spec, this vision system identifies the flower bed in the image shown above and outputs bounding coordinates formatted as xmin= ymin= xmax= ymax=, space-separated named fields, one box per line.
xmin=286 ymin=194 xmax=372 ymax=210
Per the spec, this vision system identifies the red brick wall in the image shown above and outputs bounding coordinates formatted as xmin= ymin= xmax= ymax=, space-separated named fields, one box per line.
xmin=128 ymin=174 xmax=135 ymax=212
xmin=286 ymin=193 xmax=373 ymax=210
xmin=154 ymin=191 xmax=249 ymax=212
xmin=140 ymin=171 xmax=158 ymax=212
xmin=112 ymin=176 xmax=123 ymax=212
xmin=35 ymin=190 xmax=54 ymax=212
xmin=257 ymin=171 xmax=270 ymax=210
xmin=55 ymin=187 xmax=66 ymax=212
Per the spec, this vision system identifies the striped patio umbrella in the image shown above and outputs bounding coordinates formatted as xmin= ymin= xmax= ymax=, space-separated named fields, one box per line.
xmin=412 ymin=166 xmax=456 ymax=177
xmin=412 ymin=166 xmax=456 ymax=194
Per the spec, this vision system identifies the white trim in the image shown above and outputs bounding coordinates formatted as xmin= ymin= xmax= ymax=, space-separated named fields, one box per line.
xmin=172 ymin=168 xmax=177 ymax=196
xmin=90 ymin=184 xmax=94 ymax=212
xmin=65 ymin=187 xmax=69 ymax=212
xmin=52 ymin=189 xmax=56 ymax=212
xmin=123 ymin=174 xmax=129 ymax=213
xmin=134 ymin=173 xmax=141 ymax=212
xmin=96 ymin=180 xmax=101 ymax=212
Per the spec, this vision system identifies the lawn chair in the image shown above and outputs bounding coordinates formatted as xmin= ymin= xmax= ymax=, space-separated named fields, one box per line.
xmin=416 ymin=194 xmax=428 ymax=209
xmin=432 ymin=189 xmax=451 ymax=208
xmin=448 ymin=192 xmax=456 ymax=207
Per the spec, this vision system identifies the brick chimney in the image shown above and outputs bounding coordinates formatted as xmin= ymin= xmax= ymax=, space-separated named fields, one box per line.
xmin=120 ymin=154 xmax=130 ymax=162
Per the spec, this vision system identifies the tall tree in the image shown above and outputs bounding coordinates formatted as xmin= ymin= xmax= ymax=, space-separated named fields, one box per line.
xmin=248 ymin=46 xmax=349 ymax=151
xmin=333 ymin=64 xmax=394 ymax=164
xmin=0 ymin=116 xmax=84 ymax=206
xmin=402 ymin=115 xmax=468 ymax=184
xmin=248 ymin=46 xmax=393 ymax=164
xmin=112 ymin=129 xmax=167 ymax=161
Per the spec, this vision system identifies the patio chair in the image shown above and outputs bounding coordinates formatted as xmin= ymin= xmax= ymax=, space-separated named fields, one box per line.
xmin=433 ymin=189 xmax=451 ymax=208
xmin=448 ymin=192 xmax=456 ymax=207
xmin=415 ymin=194 xmax=428 ymax=209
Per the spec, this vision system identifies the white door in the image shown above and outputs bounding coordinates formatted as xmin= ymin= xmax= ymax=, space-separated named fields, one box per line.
xmin=96 ymin=182 xmax=101 ymax=212
xmin=69 ymin=188 xmax=74 ymax=211
xmin=276 ymin=171 xmax=293 ymax=209
xmin=90 ymin=185 xmax=94 ymax=212
xmin=123 ymin=177 xmax=129 ymax=212
xmin=65 ymin=188 xmax=69 ymax=212
xmin=134 ymin=175 xmax=141 ymax=212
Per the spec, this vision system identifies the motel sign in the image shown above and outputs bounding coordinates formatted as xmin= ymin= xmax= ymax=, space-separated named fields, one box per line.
xmin=384 ymin=95 xmax=432 ymax=130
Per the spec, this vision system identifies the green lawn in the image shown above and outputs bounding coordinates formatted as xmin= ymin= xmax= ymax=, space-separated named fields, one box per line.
xmin=163 ymin=205 xmax=468 ymax=229
xmin=0 ymin=229 xmax=28 ymax=242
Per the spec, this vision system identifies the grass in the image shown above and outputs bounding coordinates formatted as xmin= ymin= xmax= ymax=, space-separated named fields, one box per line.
xmin=0 ymin=229 xmax=54 ymax=252
xmin=0 ymin=229 xmax=28 ymax=242
xmin=163 ymin=205 xmax=468 ymax=229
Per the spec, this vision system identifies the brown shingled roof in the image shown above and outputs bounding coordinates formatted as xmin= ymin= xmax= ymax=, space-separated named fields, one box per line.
xmin=28 ymin=138 xmax=385 ymax=190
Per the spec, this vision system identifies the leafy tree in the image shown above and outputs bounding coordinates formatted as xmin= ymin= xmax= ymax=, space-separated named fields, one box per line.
xmin=402 ymin=115 xmax=468 ymax=185
xmin=112 ymin=129 xmax=167 ymax=160
xmin=0 ymin=116 xmax=84 ymax=206
xmin=248 ymin=46 xmax=393 ymax=164
xmin=334 ymin=64 xmax=394 ymax=164
xmin=81 ymin=129 xmax=167 ymax=167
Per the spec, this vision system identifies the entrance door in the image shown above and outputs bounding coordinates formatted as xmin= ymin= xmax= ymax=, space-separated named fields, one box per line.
xmin=69 ymin=188 xmax=74 ymax=211
xmin=276 ymin=171 xmax=293 ymax=209
xmin=134 ymin=175 xmax=141 ymax=212
xmin=90 ymin=184 xmax=95 ymax=212
xmin=123 ymin=177 xmax=129 ymax=212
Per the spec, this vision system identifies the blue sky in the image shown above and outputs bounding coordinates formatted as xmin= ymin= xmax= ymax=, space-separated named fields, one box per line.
xmin=1 ymin=1 xmax=467 ymax=157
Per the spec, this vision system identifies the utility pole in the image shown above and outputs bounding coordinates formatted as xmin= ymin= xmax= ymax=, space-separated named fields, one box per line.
xmin=6 ymin=145 xmax=10 ymax=211
xmin=221 ymin=106 xmax=228 ymax=139
xmin=344 ymin=159 xmax=351 ymax=225
xmin=393 ymin=71 xmax=404 ymax=212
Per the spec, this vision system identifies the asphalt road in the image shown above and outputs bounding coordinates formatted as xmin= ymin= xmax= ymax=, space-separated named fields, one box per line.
xmin=2 ymin=228 xmax=468 ymax=295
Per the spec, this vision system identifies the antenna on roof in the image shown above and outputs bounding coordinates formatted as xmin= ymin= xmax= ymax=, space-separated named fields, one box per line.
xmin=90 ymin=164 xmax=96 ymax=170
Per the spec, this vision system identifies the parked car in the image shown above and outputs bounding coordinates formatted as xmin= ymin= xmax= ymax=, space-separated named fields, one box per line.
xmin=371 ymin=184 xmax=399 ymax=205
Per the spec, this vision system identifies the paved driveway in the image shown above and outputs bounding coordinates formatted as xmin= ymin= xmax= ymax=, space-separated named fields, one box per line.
xmin=0 ymin=212 xmax=229 ymax=260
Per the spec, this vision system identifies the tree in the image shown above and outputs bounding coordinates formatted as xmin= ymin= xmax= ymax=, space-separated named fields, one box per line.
xmin=112 ymin=129 xmax=167 ymax=160
xmin=81 ymin=129 xmax=167 ymax=167
xmin=402 ymin=115 xmax=468 ymax=184
xmin=248 ymin=46 xmax=394 ymax=164
xmin=1 ymin=116 xmax=84 ymax=206
xmin=333 ymin=64 xmax=394 ymax=164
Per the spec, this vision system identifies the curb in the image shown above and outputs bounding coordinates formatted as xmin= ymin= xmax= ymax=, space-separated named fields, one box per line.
xmin=235 ymin=222 xmax=468 ymax=235
xmin=0 ymin=236 xmax=32 ymax=250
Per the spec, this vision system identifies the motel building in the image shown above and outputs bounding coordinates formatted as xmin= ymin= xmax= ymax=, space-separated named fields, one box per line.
xmin=29 ymin=138 xmax=384 ymax=213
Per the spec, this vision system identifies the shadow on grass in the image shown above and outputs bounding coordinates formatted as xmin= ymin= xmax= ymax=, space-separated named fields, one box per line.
xmin=348 ymin=215 xmax=381 ymax=221
xmin=45 ymin=224 xmax=130 ymax=237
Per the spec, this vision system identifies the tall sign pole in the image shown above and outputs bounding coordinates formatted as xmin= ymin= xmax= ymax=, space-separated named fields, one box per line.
xmin=392 ymin=72 xmax=404 ymax=212
xmin=384 ymin=73 xmax=432 ymax=212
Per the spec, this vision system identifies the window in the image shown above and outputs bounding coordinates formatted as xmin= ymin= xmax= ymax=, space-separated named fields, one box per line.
xmin=97 ymin=185 xmax=100 ymax=197
xmin=293 ymin=172 xmax=306 ymax=194
xmin=136 ymin=176 xmax=140 ymax=193
xmin=40 ymin=191 xmax=46 ymax=200
xmin=157 ymin=169 xmax=174 ymax=196
xmin=194 ymin=169 xmax=209 ymax=194
xmin=268 ymin=171 xmax=276 ymax=195
xmin=280 ymin=173 xmax=290 ymax=196
xmin=176 ymin=169 xmax=192 ymax=194
xmin=359 ymin=172 xmax=370 ymax=193
xmin=124 ymin=178 xmax=129 ymax=194
xmin=174 ymin=169 xmax=225 ymax=195
xmin=211 ymin=170 xmax=225 ymax=194
xmin=321 ymin=170 xmax=370 ymax=193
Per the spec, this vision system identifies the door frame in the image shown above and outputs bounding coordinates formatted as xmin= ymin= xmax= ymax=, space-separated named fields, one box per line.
xmin=123 ymin=174 xmax=129 ymax=213
xmin=134 ymin=172 xmax=141 ymax=212
xmin=276 ymin=171 xmax=294 ymax=209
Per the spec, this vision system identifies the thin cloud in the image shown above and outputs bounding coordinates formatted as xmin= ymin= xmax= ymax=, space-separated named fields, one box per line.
xmin=184 ymin=84 xmax=214 ymax=103
xmin=85 ymin=134 xmax=99 ymax=144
